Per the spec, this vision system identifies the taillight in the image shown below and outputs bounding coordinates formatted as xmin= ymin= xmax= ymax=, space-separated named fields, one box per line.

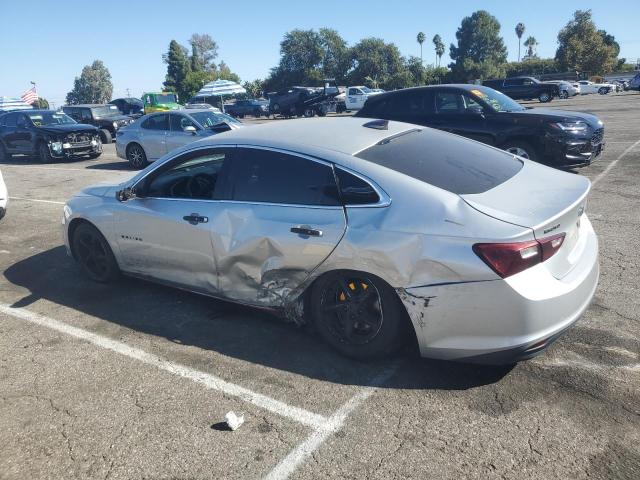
xmin=473 ymin=233 xmax=566 ymax=278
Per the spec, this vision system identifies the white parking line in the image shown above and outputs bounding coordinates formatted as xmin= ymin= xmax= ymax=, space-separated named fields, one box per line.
xmin=1 ymin=164 xmax=122 ymax=173
xmin=9 ymin=196 xmax=65 ymax=205
xmin=592 ymin=137 xmax=640 ymax=186
xmin=0 ymin=303 xmax=328 ymax=429
xmin=264 ymin=364 xmax=398 ymax=480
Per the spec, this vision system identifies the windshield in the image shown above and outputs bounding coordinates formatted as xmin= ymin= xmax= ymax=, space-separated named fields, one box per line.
xmin=27 ymin=112 xmax=76 ymax=126
xmin=469 ymin=87 xmax=525 ymax=112
xmin=91 ymin=106 xmax=120 ymax=117
xmin=361 ymin=87 xmax=373 ymax=93
xmin=154 ymin=94 xmax=177 ymax=104
xmin=191 ymin=111 xmax=241 ymax=127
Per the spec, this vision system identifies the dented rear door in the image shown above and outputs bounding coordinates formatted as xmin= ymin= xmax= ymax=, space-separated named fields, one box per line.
xmin=209 ymin=147 xmax=346 ymax=305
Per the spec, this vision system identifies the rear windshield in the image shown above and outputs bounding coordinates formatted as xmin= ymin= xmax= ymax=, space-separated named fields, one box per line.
xmin=355 ymin=130 xmax=522 ymax=194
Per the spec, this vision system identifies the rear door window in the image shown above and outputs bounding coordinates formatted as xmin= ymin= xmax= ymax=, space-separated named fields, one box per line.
xmin=142 ymin=114 xmax=169 ymax=131
xmin=435 ymin=92 xmax=464 ymax=113
xmin=230 ymin=148 xmax=339 ymax=206
xmin=355 ymin=130 xmax=522 ymax=194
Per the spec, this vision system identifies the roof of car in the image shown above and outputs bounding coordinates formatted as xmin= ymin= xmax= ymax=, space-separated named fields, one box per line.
xmin=200 ymin=116 xmax=422 ymax=156
xmin=63 ymin=104 xmax=110 ymax=108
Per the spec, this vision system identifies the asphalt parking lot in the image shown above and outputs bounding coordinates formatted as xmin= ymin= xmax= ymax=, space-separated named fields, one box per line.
xmin=0 ymin=91 xmax=639 ymax=480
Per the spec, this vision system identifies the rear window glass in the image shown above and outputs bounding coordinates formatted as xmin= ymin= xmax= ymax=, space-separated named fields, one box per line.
xmin=355 ymin=130 xmax=522 ymax=195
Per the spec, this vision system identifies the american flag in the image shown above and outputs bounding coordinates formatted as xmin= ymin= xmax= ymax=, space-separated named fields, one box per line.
xmin=21 ymin=86 xmax=38 ymax=105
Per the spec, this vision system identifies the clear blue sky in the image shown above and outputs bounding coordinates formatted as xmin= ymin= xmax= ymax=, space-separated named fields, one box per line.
xmin=1 ymin=0 xmax=637 ymax=106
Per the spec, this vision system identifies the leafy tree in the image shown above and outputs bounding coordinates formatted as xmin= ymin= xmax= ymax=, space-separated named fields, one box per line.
xmin=515 ymin=23 xmax=525 ymax=61
xmin=505 ymin=58 xmax=559 ymax=77
xmin=417 ymin=32 xmax=426 ymax=64
xmin=523 ymin=36 xmax=538 ymax=59
xmin=348 ymin=37 xmax=405 ymax=89
xmin=555 ymin=10 xmax=617 ymax=75
xmin=449 ymin=11 xmax=508 ymax=81
xmin=242 ymin=79 xmax=264 ymax=98
xmin=216 ymin=61 xmax=241 ymax=83
xmin=189 ymin=33 xmax=218 ymax=71
xmin=163 ymin=40 xmax=191 ymax=101
xmin=598 ymin=30 xmax=620 ymax=58
xmin=66 ymin=60 xmax=113 ymax=104
xmin=433 ymin=34 xmax=445 ymax=67
xmin=319 ymin=28 xmax=350 ymax=82
xmin=34 ymin=98 xmax=49 ymax=109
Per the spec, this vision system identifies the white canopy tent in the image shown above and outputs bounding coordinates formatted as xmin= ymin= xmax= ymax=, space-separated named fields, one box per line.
xmin=195 ymin=80 xmax=246 ymax=113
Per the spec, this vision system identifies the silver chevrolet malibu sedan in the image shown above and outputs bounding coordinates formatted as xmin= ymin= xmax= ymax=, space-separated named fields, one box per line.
xmin=63 ymin=117 xmax=598 ymax=364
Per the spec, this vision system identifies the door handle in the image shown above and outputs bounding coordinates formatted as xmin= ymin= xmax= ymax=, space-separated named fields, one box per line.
xmin=183 ymin=213 xmax=208 ymax=225
xmin=290 ymin=225 xmax=322 ymax=237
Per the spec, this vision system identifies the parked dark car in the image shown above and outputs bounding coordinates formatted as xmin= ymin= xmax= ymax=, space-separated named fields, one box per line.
xmin=483 ymin=76 xmax=560 ymax=103
xmin=356 ymin=85 xmax=604 ymax=169
xmin=268 ymin=81 xmax=339 ymax=118
xmin=224 ymin=99 xmax=268 ymax=118
xmin=0 ymin=110 xmax=101 ymax=162
xmin=109 ymin=98 xmax=145 ymax=118
xmin=62 ymin=104 xmax=134 ymax=144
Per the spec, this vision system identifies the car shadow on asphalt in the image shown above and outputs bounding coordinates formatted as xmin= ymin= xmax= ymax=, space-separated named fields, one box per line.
xmin=4 ymin=246 xmax=513 ymax=390
xmin=85 ymin=160 xmax=132 ymax=171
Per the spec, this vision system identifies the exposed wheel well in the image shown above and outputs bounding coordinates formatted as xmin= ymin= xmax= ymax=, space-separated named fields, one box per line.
xmin=302 ymin=268 xmax=419 ymax=351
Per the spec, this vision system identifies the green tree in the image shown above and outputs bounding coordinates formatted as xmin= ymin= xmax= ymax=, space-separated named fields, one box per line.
xmin=348 ymin=37 xmax=405 ymax=89
xmin=417 ymin=32 xmax=426 ymax=64
xmin=66 ymin=60 xmax=113 ymax=104
xmin=216 ymin=61 xmax=241 ymax=83
xmin=515 ymin=23 xmax=525 ymax=61
xmin=319 ymin=28 xmax=350 ymax=82
xmin=598 ymin=30 xmax=620 ymax=58
xmin=34 ymin=98 xmax=49 ymax=109
xmin=505 ymin=58 xmax=559 ymax=77
xmin=523 ymin=36 xmax=538 ymax=59
xmin=449 ymin=11 xmax=508 ymax=81
xmin=433 ymin=34 xmax=444 ymax=67
xmin=555 ymin=10 xmax=617 ymax=75
xmin=189 ymin=33 xmax=218 ymax=71
xmin=242 ymin=79 xmax=264 ymax=98
xmin=163 ymin=40 xmax=191 ymax=102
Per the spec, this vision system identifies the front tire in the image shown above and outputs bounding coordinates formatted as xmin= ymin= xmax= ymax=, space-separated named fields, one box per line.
xmin=502 ymin=140 xmax=539 ymax=162
xmin=560 ymin=90 xmax=569 ymax=99
xmin=38 ymin=142 xmax=54 ymax=163
xmin=538 ymin=92 xmax=552 ymax=102
xmin=100 ymin=129 xmax=113 ymax=144
xmin=126 ymin=143 xmax=147 ymax=169
xmin=310 ymin=271 xmax=406 ymax=359
xmin=72 ymin=223 xmax=120 ymax=283
xmin=598 ymin=87 xmax=608 ymax=95
xmin=0 ymin=142 xmax=7 ymax=161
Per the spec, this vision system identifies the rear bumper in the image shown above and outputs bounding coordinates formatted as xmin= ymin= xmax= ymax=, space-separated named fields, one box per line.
xmin=401 ymin=217 xmax=599 ymax=364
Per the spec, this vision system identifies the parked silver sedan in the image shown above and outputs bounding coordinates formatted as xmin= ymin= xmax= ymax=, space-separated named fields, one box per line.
xmin=63 ymin=117 xmax=598 ymax=364
xmin=115 ymin=109 xmax=243 ymax=169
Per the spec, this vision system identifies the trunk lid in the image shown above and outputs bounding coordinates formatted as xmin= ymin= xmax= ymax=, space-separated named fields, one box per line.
xmin=461 ymin=160 xmax=590 ymax=279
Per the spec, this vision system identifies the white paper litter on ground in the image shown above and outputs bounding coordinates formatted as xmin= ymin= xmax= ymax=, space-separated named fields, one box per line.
xmin=225 ymin=411 xmax=245 ymax=431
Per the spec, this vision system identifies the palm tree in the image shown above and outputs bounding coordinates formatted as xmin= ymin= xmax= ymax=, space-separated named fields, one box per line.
xmin=432 ymin=34 xmax=443 ymax=67
xmin=523 ymin=36 xmax=538 ymax=59
xmin=515 ymin=22 xmax=525 ymax=61
xmin=416 ymin=32 xmax=426 ymax=64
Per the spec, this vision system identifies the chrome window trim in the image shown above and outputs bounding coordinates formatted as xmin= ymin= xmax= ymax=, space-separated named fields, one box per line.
xmin=130 ymin=143 xmax=391 ymax=209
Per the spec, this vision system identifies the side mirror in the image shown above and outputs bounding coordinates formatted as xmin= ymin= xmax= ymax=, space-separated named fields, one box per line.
xmin=116 ymin=187 xmax=136 ymax=202
xmin=183 ymin=125 xmax=197 ymax=135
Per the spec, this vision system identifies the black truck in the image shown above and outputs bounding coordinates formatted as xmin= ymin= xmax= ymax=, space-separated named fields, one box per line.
xmin=268 ymin=80 xmax=339 ymax=118
xmin=482 ymin=76 xmax=560 ymax=103
xmin=62 ymin=104 xmax=134 ymax=143
xmin=0 ymin=110 xmax=102 ymax=163
xmin=223 ymin=99 xmax=269 ymax=118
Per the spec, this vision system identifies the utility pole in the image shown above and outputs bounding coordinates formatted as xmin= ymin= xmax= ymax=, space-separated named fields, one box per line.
xmin=126 ymin=88 xmax=130 ymax=98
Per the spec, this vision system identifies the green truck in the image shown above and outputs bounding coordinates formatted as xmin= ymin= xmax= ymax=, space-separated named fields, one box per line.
xmin=142 ymin=92 xmax=181 ymax=114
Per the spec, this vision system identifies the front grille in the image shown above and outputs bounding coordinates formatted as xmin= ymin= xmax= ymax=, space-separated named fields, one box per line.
xmin=66 ymin=133 xmax=93 ymax=144
xmin=590 ymin=128 xmax=604 ymax=146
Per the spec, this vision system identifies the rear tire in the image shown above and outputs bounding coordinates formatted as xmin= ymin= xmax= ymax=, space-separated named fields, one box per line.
xmin=538 ymin=92 xmax=552 ymax=102
xmin=100 ymin=129 xmax=112 ymax=144
xmin=72 ymin=223 xmax=120 ymax=283
xmin=560 ymin=90 xmax=569 ymax=99
xmin=0 ymin=142 xmax=7 ymax=161
xmin=126 ymin=143 xmax=147 ymax=169
xmin=598 ymin=87 xmax=608 ymax=95
xmin=502 ymin=140 xmax=539 ymax=162
xmin=310 ymin=271 xmax=406 ymax=359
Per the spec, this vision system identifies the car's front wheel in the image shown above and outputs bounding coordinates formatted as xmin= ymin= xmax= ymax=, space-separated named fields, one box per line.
xmin=100 ymin=129 xmax=113 ymax=144
xmin=560 ymin=90 xmax=569 ymax=99
xmin=310 ymin=271 xmax=407 ymax=359
xmin=598 ymin=87 xmax=608 ymax=95
xmin=0 ymin=142 xmax=7 ymax=161
xmin=126 ymin=143 xmax=147 ymax=169
xmin=38 ymin=142 xmax=54 ymax=163
xmin=538 ymin=92 xmax=552 ymax=102
xmin=72 ymin=222 xmax=120 ymax=283
xmin=503 ymin=141 xmax=539 ymax=162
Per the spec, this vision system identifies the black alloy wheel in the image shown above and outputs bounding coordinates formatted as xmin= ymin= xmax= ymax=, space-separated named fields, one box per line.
xmin=127 ymin=143 xmax=147 ymax=169
xmin=72 ymin=223 xmax=119 ymax=283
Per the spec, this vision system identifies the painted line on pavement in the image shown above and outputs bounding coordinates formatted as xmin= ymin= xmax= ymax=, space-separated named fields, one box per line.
xmin=0 ymin=303 xmax=328 ymax=429
xmin=9 ymin=196 xmax=65 ymax=205
xmin=592 ymin=137 xmax=640 ymax=187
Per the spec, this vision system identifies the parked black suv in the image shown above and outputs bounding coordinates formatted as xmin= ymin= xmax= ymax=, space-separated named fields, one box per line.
xmin=356 ymin=85 xmax=604 ymax=169
xmin=109 ymin=98 xmax=144 ymax=118
xmin=0 ymin=110 xmax=101 ymax=162
xmin=483 ymin=76 xmax=559 ymax=102
xmin=62 ymin=104 xmax=133 ymax=144
xmin=224 ymin=99 xmax=268 ymax=118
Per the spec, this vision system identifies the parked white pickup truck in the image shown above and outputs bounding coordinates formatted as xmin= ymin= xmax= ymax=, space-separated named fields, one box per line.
xmin=345 ymin=86 xmax=383 ymax=110
xmin=577 ymin=80 xmax=616 ymax=95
